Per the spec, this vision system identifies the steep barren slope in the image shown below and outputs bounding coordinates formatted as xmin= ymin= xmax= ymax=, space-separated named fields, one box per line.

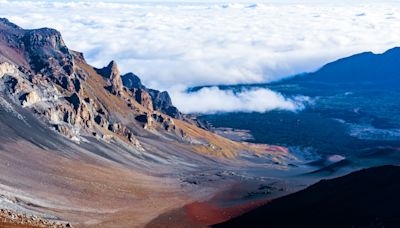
xmin=0 ymin=18 xmax=298 ymax=227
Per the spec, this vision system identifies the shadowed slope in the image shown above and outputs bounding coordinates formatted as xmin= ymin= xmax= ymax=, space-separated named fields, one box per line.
xmin=216 ymin=165 xmax=400 ymax=228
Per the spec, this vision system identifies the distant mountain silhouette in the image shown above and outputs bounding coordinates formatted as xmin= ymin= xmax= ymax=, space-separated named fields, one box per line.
xmin=189 ymin=47 xmax=400 ymax=92
xmin=281 ymin=47 xmax=400 ymax=88
xmin=215 ymin=165 xmax=400 ymax=228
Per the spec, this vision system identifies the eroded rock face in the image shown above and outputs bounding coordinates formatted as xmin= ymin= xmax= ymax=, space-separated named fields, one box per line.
xmin=20 ymin=91 xmax=40 ymax=107
xmin=134 ymin=89 xmax=153 ymax=111
xmin=153 ymin=113 xmax=176 ymax=131
xmin=121 ymin=71 xmax=182 ymax=118
xmin=148 ymin=90 xmax=181 ymax=119
xmin=22 ymin=28 xmax=73 ymax=79
xmin=0 ymin=18 xmax=193 ymax=151
xmin=0 ymin=17 xmax=80 ymax=94
xmin=0 ymin=62 xmax=18 ymax=78
xmin=134 ymin=111 xmax=178 ymax=132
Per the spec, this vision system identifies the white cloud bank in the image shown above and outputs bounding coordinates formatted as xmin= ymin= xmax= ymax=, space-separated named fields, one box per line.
xmin=1 ymin=0 xmax=400 ymax=113
xmin=171 ymin=87 xmax=310 ymax=114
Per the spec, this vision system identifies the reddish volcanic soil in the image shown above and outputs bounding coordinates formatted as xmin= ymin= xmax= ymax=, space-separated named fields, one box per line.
xmin=146 ymin=200 xmax=268 ymax=228
xmin=184 ymin=198 xmax=268 ymax=225
xmin=0 ymin=222 xmax=39 ymax=228
xmin=146 ymin=180 xmax=294 ymax=227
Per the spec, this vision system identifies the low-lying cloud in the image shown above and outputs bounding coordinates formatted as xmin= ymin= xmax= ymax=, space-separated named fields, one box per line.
xmin=1 ymin=0 xmax=400 ymax=113
xmin=170 ymin=87 xmax=310 ymax=114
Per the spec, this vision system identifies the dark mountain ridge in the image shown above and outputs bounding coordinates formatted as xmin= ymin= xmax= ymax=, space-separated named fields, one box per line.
xmin=190 ymin=47 xmax=400 ymax=92
xmin=281 ymin=47 xmax=400 ymax=88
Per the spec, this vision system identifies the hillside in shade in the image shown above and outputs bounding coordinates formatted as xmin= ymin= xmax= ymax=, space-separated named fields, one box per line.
xmin=216 ymin=165 xmax=400 ymax=228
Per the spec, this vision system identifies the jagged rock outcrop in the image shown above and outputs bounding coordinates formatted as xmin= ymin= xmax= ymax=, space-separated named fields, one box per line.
xmin=95 ymin=60 xmax=183 ymax=121
xmin=22 ymin=28 xmax=73 ymax=75
xmin=134 ymin=89 xmax=153 ymax=111
xmin=148 ymin=89 xmax=181 ymax=118
xmin=121 ymin=72 xmax=156 ymax=111
xmin=0 ymin=18 xmax=79 ymax=93
xmin=0 ymin=62 xmax=17 ymax=78
xmin=95 ymin=60 xmax=124 ymax=95
xmin=20 ymin=91 xmax=40 ymax=107
xmin=0 ymin=18 xmax=188 ymax=149
xmin=121 ymin=71 xmax=182 ymax=118
xmin=0 ymin=18 xmax=140 ymax=146
xmin=121 ymin=72 xmax=144 ymax=89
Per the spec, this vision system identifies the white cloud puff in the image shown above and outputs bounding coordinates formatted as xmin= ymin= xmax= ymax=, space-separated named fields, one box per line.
xmin=170 ymin=87 xmax=310 ymax=114
xmin=1 ymin=0 xmax=400 ymax=113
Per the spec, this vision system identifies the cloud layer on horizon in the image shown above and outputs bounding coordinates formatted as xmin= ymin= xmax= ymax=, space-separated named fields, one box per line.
xmin=1 ymin=0 xmax=400 ymax=113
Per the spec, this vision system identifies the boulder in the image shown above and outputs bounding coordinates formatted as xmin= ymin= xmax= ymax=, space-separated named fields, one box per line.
xmin=0 ymin=62 xmax=17 ymax=78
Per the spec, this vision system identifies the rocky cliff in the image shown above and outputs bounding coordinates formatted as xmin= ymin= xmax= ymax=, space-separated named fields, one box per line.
xmin=0 ymin=17 xmax=286 ymax=159
xmin=121 ymin=72 xmax=182 ymax=118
